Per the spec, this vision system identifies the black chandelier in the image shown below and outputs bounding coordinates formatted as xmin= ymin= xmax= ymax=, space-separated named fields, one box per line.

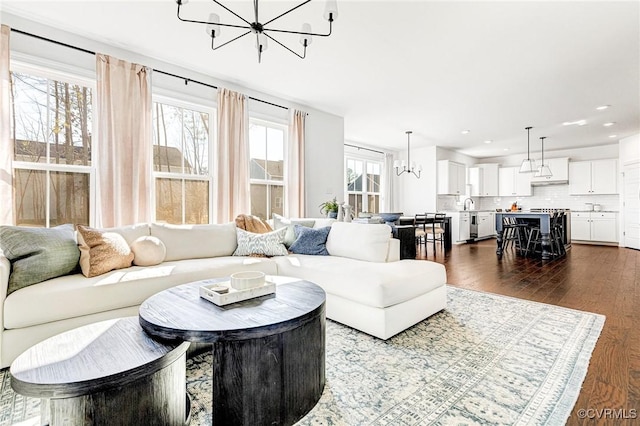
xmin=175 ymin=0 xmax=338 ymax=63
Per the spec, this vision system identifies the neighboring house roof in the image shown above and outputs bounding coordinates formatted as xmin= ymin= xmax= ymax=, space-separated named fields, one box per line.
xmin=250 ymin=158 xmax=284 ymax=180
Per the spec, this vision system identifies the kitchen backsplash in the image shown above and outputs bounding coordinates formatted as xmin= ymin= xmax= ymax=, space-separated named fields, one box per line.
xmin=438 ymin=186 xmax=620 ymax=212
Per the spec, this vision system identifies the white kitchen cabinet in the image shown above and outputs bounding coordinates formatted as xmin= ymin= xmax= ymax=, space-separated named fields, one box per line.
xmin=569 ymin=159 xmax=618 ymax=195
xmin=477 ymin=212 xmax=495 ymax=238
xmin=530 ymin=157 xmax=569 ymax=184
xmin=448 ymin=211 xmax=471 ymax=243
xmin=437 ymin=160 xmax=466 ymax=195
xmin=469 ymin=164 xmax=499 ymax=196
xmin=498 ymin=167 xmax=532 ymax=197
xmin=571 ymin=212 xmax=618 ymax=243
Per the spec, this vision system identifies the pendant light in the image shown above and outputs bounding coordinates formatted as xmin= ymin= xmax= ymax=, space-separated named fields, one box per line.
xmin=535 ymin=136 xmax=553 ymax=177
xmin=393 ymin=131 xmax=422 ymax=178
xmin=519 ymin=126 xmax=537 ymax=173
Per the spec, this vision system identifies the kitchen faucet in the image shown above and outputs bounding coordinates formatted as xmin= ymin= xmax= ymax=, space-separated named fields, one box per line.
xmin=463 ymin=198 xmax=475 ymax=211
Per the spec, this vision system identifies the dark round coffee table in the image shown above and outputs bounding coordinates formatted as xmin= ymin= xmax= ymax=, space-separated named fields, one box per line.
xmin=139 ymin=276 xmax=326 ymax=426
xmin=10 ymin=317 xmax=191 ymax=426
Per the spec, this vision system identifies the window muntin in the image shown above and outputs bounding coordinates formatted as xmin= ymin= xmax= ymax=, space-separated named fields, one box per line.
xmin=152 ymin=99 xmax=213 ymax=224
xmin=345 ymin=156 xmax=382 ymax=215
xmin=249 ymin=119 xmax=286 ymax=220
xmin=11 ymin=68 xmax=93 ymax=227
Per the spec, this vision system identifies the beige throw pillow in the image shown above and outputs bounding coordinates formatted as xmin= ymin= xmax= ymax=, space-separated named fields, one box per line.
xmin=76 ymin=225 xmax=134 ymax=277
xmin=130 ymin=236 xmax=166 ymax=266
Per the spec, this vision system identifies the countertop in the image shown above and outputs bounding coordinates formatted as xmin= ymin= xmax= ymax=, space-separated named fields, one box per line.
xmin=571 ymin=210 xmax=619 ymax=213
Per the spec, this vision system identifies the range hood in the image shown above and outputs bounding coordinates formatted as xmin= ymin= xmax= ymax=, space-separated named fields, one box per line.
xmin=530 ymin=179 xmax=568 ymax=186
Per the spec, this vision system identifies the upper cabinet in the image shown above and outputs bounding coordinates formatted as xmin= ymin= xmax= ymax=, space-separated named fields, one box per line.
xmin=498 ymin=167 xmax=532 ymax=196
xmin=530 ymin=157 xmax=569 ymax=185
xmin=437 ymin=160 xmax=466 ymax=195
xmin=469 ymin=163 xmax=499 ymax=196
xmin=569 ymin=159 xmax=618 ymax=195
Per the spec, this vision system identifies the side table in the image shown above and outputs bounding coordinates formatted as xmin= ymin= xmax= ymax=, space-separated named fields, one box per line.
xmin=10 ymin=317 xmax=190 ymax=426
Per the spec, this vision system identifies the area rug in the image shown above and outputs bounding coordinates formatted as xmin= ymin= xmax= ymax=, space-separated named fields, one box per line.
xmin=0 ymin=286 xmax=604 ymax=425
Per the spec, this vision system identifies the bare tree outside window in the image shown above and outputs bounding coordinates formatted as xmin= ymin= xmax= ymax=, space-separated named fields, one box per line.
xmin=11 ymin=71 xmax=92 ymax=227
xmin=153 ymin=101 xmax=211 ymax=224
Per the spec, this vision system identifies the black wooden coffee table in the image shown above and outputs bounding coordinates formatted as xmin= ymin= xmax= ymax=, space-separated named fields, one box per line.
xmin=139 ymin=276 xmax=326 ymax=426
xmin=10 ymin=317 xmax=191 ymax=426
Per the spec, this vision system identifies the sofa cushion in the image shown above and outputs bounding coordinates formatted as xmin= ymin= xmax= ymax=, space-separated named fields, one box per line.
xmin=150 ymin=222 xmax=237 ymax=261
xmin=130 ymin=236 xmax=166 ymax=266
xmin=325 ymin=222 xmax=392 ymax=263
xmin=0 ymin=224 xmax=80 ymax=295
xmin=98 ymin=223 xmax=150 ymax=245
xmin=77 ymin=225 xmax=135 ymax=278
xmin=289 ymin=225 xmax=330 ymax=255
xmin=233 ymin=228 xmax=288 ymax=257
xmin=4 ymin=256 xmax=279 ymax=329
xmin=273 ymin=255 xmax=446 ymax=308
xmin=272 ymin=213 xmax=316 ymax=247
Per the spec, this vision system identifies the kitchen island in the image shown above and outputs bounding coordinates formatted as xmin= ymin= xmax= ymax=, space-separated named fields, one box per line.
xmin=495 ymin=212 xmax=556 ymax=260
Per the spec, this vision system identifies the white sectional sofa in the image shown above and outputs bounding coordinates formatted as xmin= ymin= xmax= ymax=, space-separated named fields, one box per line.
xmin=0 ymin=220 xmax=447 ymax=368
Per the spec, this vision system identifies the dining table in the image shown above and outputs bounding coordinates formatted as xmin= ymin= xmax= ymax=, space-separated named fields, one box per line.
xmin=495 ymin=211 xmax=554 ymax=260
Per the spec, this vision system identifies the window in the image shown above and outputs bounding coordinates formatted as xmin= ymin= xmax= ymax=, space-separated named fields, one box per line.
xmin=346 ymin=157 xmax=382 ymax=214
xmin=249 ymin=119 xmax=286 ymax=220
xmin=11 ymin=67 xmax=93 ymax=227
xmin=152 ymin=99 xmax=213 ymax=224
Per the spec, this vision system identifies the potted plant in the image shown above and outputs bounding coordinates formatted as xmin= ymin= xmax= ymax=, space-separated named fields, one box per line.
xmin=319 ymin=197 xmax=340 ymax=218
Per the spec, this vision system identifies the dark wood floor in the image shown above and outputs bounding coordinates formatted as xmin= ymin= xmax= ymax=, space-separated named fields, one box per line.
xmin=417 ymin=239 xmax=639 ymax=426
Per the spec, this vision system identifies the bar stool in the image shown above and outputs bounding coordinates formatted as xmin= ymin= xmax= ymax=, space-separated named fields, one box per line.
xmin=502 ymin=216 xmax=528 ymax=255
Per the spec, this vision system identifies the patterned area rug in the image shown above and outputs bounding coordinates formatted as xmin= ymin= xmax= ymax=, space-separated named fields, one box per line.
xmin=0 ymin=286 xmax=604 ymax=425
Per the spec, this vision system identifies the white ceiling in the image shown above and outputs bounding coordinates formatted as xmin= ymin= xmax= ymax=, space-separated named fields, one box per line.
xmin=2 ymin=0 xmax=639 ymax=158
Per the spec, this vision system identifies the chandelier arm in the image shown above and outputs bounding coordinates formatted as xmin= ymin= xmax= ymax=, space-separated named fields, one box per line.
xmin=212 ymin=0 xmax=252 ymax=25
xmin=211 ymin=31 xmax=251 ymax=51
xmin=265 ymin=20 xmax=333 ymax=37
xmin=263 ymin=0 xmax=313 ymax=26
xmin=263 ymin=33 xmax=306 ymax=59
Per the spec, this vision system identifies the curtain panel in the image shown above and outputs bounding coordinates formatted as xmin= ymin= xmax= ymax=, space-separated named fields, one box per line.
xmin=383 ymin=152 xmax=395 ymax=212
xmin=0 ymin=25 xmax=13 ymax=225
xmin=216 ymin=88 xmax=250 ymax=223
xmin=95 ymin=54 xmax=152 ymax=228
xmin=286 ymin=109 xmax=306 ymax=217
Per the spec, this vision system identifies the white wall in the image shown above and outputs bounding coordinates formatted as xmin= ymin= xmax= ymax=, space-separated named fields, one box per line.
xmin=3 ymin=13 xmax=345 ymax=219
xmin=620 ymin=134 xmax=640 ymax=164
xmin=395 ymin=145 xmax=437 ymax=215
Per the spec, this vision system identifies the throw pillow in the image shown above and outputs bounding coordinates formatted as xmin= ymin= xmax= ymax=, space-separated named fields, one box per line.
xmin=76 ymin=225 xmax=134 ymax=278
xmin=233 ymin=227 xmax=288 ymax=257
xmin=289 ymin=225 xmax=331 ymax=256
xmin=272 ymin=213 xmax=316 ymax=247
xmin=235 ymin=214 xmax=273 ymax=234
xmin=0 ymin=224 xmax=80 ymax=295
xmin=130 ymin=236 xmax=166 ymax=266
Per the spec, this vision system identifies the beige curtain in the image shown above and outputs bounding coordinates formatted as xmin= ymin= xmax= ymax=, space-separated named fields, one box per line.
xmin=95 ymin=54 xmax=152 ymax=227
xmin=286 ymin=109 xmax=306 ymax=217
xmin=0 ymin=26 xmax=12 ymax=226
xmin=216 ymin=88 xmax=250 ymax=223
xmin=383 ymin=152 xmax=395 ymax=212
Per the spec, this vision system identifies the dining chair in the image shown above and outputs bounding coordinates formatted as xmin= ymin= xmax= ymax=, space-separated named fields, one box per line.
xmin=414 ymin=213 xmax=427 ymax=249
xmin=425 ymin=212 xmax=446 ymax=252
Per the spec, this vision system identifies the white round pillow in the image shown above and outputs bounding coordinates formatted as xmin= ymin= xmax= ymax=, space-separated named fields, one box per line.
xmin=130 ymin=236 xmax=166 ymax=266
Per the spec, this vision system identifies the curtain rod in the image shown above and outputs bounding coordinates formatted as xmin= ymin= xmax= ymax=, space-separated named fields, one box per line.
xmin=344 ymin=143 xmax=385 ymax=155
xmin=10 ymin=28 xmax=288 ymax=111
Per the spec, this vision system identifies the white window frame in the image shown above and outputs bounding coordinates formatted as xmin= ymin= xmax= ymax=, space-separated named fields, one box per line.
xmin=10 ymin=61 xmax=96 ymax=227
xmin=248 ymin=117 xmax=287 ymax=219
xmin=151 ymin=94 xmax=216 ymax=224
xmin=345 ymin=153 xmax=383 ymax=214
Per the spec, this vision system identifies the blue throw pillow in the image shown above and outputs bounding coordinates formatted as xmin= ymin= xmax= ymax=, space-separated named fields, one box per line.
xmin=289 ymin=225 xmax=331 ymax=256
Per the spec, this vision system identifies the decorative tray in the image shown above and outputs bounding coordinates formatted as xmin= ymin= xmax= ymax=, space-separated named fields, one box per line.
xmin=199 ymin=280 xmax=276 ymax=306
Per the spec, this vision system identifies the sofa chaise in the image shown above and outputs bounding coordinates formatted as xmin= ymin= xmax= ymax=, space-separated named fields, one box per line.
xmin=0 ymin=220 xmax=447 ymax=368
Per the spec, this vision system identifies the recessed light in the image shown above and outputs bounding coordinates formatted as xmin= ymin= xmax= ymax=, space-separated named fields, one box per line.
xmin=603 ymin=122 xmax=616 ymax=127
xmin=609 ymin=135 xmax=618 ymax=138
xmin=563 ymin=119 xmax=587 ymax=126
xmin=484 ymin=140 xmax=492 ymax=144
xmin=503 ymin=148 xmax=509 ymax=151
xmin=461 ymin=130 xmax=470 ymax=135
xmin=596 ymin=105 xmax=611 ymax=110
